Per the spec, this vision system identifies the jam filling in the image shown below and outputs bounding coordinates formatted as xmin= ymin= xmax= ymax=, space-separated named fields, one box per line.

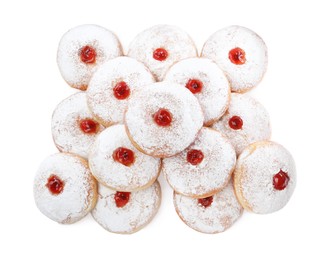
xmin=80 ymin=119 xmax=99 ymax=134
xmin=153 ymin=109 xmax=172 ymax=127
xmin=228 ymin=47 xmax=246 ymax=65
xmin=114 ymin=191 xmax=131 ymax=208
xmin=113 ymin=81 xmax=130 ymax=100
xmin=80 ymin=45 xmax=96 ymax=64
xmin=187 ymin=149 xmax=204 ymax=165
xmin=185 ymin=79 xmax=203 ymax=94
xmin=198 ymin=196 xmax=213 ymax=208
xmin=273 ymin=170 xmax=290 ymax=190
xmin=153 ymin=48 xmax=168 ymax=61
xmin=46 ymin=175 xmax=64 ymax=195
xmin=113 ymin=147 xmax=135 ymax=166
xmin=229 ymin=116 xmax=243 ymax=130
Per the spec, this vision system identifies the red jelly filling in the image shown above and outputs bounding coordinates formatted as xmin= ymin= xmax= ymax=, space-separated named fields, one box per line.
xmin=80 ymin=119 xmax=99 ymax=134
xmin=185 ymin=79 xmax=203 ymax=94
xmin=153 ymin=48 xmax=168 ymax=61
xmin=113 ymin=81 xmax=130 ymax=100
xmin=113 ymin=147 xmax=135 ymax=166
xmin=273 ymin=170 xmax=290 ymax=190
xmin=80 ymin=45 xmax=96 ymax=64
xmin=187 ymin=149 xmax=204 ymax=165
xmin=228 ymin=47 xmax=246 ymax=65
xmin=198 ymin=196 xmax=213 ymax=208
xmin=46 ymin=175 xmax=64 ymax=195
xmin=229 ymin=116 xmax=243 ymax=130
xmin=114 ymin=191 xmax=131 ymax=208
xmin=153 ymin=109 xmax=172 ymax=127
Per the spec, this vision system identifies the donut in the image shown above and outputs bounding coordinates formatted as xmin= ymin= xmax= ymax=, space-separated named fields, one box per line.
xmin=92 ymin=181 xmax=161 ymax=234
xmin=173 ymin=181 xmax=243 ymax=234
xmin=57 ymin=24 xmax=122 ymax=90
xmin=234 ymin=141 xmax=296 ymax=214
xmin=89 ymin=124 xmax=161 ymax=191
xmin=51 ymin=92 xmax=104 ymax=158
xmin=212 ymin=93 xmax=271 ymax=155
xmin=128 ymin=24 xmax=197 ymax=81
xmin=164 ymin=58 xmax=230 ymax=126
xmin=162 ymin=127 xmax=236 ymax=198
xmin=125 ymin=81 xmax=204 ymax=158
xmin=201 ymin=25 xmax=268 ymax=93
xmin=87 ymin=56 xmax=155 ymax=127
xmin=33 ymin=153 xmax=97 ymax=224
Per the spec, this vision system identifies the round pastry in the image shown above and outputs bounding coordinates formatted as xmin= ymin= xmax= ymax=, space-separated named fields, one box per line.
xmin=89 ymin=124 xmax=161 ymax=191
xmin=33 ymin=153 xmax=97 ymax=224
xmin=125 ymin=81 xmax=204 ymax=158
xmin=162 ymin=127 xmax=236 ymax=198
xmin=87 ymin=56 xmax=155 ymax=126
xmin=201 ymin=25 xmax=268 ymax=93
xmin=212 ymin=93 xmax=271 ymax=155
xmin=52 ymin=92 xmax=104 ymax=158
xmin=128 ymin=24 xmax=197 ymax=81
xmin=234 ymin=141 xmax=296 ymax=214
xmin=173 ymin=181 xmax=243 ymax=234
xmin=92 ymin=181 xmax=161 ymax=234
xmin=57 ymin=24 xmax=122 ymax=90
xmin=164 ymin=58 xmax=230 ymax=126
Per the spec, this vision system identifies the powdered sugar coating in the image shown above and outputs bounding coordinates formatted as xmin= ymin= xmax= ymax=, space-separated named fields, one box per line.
xmin=212 ymin=93 xmax=271 ymax=155
xmin=201 ymin=25 xmax=268 ymax=92
xmin=174 ymin=181 xmax=243 ymax=234
xmin=128 ymin=25 xmax=197 ymax=81
xmin=92 ymin=181 xmax=161 ymax=234
xmin=87 ymin=57 xmax=155 ymax=126
xmin=89 ymin=124 xmax=161 ymax=191
xmin=33 ymin=153 xmax=97 ymax=224
xmin=52 ymin=92 xmax=104 ymax=158
xmin=162 ymin=127 xmax=236 ymax=198
xmin=125 ymin=82 xmax=204 ymax=158
xmin=234 ymin=141 xmax=296 ymax=214
xmin=164 ymin=58 xmax=230 ymax=126
xmin=57 ymin=24 xmax=122 ymax=90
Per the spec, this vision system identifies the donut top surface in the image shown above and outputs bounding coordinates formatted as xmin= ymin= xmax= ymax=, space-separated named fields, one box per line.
xmin=51 ymin=92 xmax=104 ymax=158
xmin=164 ymin=57 xmax=230 ymax=125
xmin=234 ymin=141 xmax=296 ymax=214
xmin=201 ymin=25 xmax=268 ymax=92
xmin=57 ymin=24 xmax=123 ymax=90
xmin=125 ymin=81 xmax=204 ymax=158
xmin=128 ymin=24 xmax=197 ymax=81
xmin=87 ymin=56 xmax=155 ymax=126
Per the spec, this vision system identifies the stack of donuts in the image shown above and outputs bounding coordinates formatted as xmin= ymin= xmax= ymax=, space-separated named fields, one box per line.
xmin=33 ymin=24 xmax=296 ymax=234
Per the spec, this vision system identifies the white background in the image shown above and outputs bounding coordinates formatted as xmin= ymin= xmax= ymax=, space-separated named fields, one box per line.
xmin=1 ymin=0 xmax=322 ymax=259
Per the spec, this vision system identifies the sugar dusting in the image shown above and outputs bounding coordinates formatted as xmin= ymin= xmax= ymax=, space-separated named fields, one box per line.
xmin=92 ymin=181 xmax=161 ymax=234
xmin=164 ymin=58 xmax=230 ymax=125
xmin=201 ymin=25 xmax=268 ymax=93
xmin=162 ymin=127 xmax=236 ymax=197
xmin=33 ymin=153 xmax=97 ymax=224
xmin=87 ymin=56 xmax=155 ymax=126
xmin=174 ymin=181 xmax=243 ymax=234
xmin=125 ymin=82 xmax=204 ymax=158
xmin=128 ymin=25 xmax=197 ymax=81
xmin=234 ymin=141 xmax=296 ymax=214
xmin=212 ymin=93 xmax=271 ymax=155
xmin=89 ymin=124 xmax=161 ymax=191
xmin=51 ymin=92 xmax=104 ymax=158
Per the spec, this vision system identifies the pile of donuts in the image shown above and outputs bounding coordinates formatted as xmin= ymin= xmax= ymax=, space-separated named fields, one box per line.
xmin=33 ymin=24 xmax=296 ymax=234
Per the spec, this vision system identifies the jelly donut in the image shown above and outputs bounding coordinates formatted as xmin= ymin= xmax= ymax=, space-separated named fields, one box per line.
xmin=89 ymin=124 xmax=161 ymax=191
xmin=87 ymin=57 xmax=155 ymax=126
xmin=57 ymin=24 xmax=122 ymax=90
xmin=234 ymin=141 xmax=296 ymax=214
xmin=212 ymin=93 xmax=271 ymax=155
xmin=128 ymin=25 xmax=197 ymax=81
xmin=173 ymin=181 xmax=243 ymax=234
xmin=162 ymin=127 xmax=236 ymax=198
xmin=125 ymin=82 xmax=204 ymax=158
xmin=33 ymin=153 xmax=97 ymax=224
xmin=201 ymin=25 xmax=268 ymax=93
xmin=52 ymin=92 xmax=104 ymax=158
xmin=92 ymin=181 xmax=161 ymax=234
xmin=164 ymin=58 xmax=230 ymax=126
